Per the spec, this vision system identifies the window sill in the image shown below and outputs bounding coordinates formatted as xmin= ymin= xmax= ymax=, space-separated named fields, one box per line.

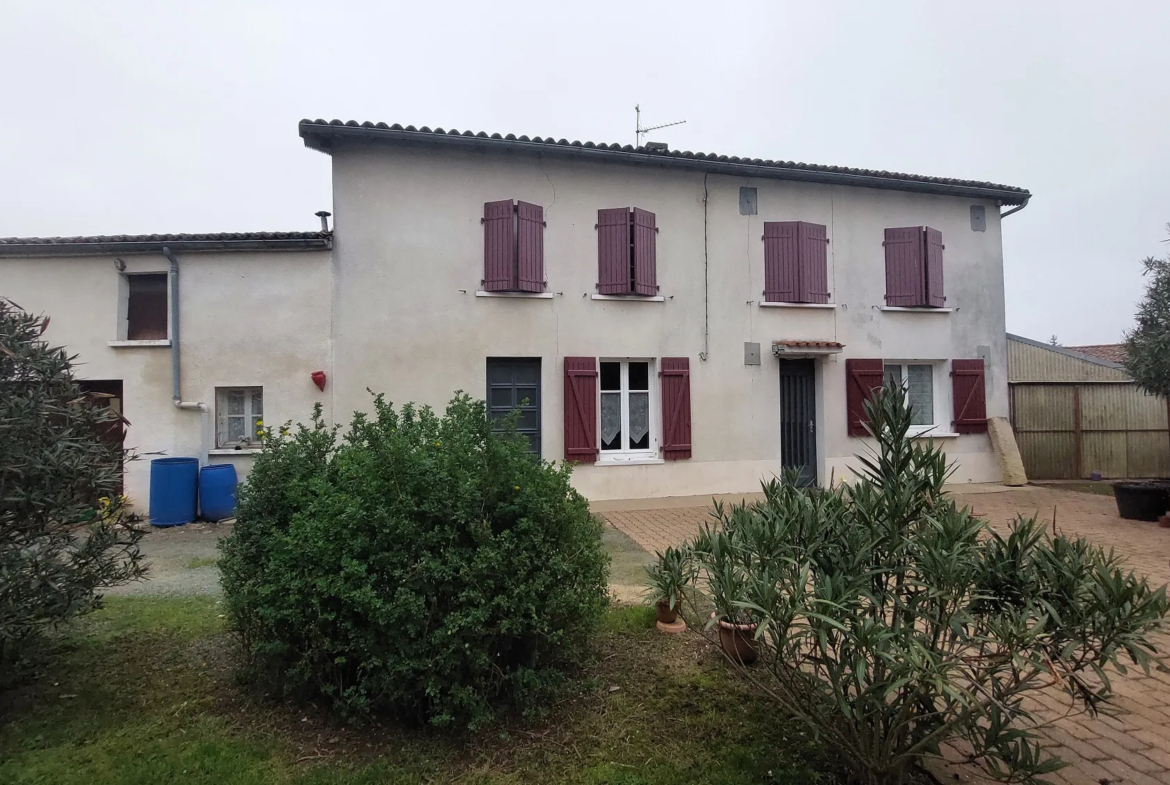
xmin=591 ymin=294 xmax=665 ymax=302
xmin=594 ymin=457 xmax=665 ymax=467
xmin=108 ymin=339 xmax=171 ymax=348
xmin=879 ymin=306 xmax=953 ymax=313
xmin=909 ymin=431 xmax=961 ymax=439
xmin=208 ymin=448 xmax=263 ymax=456
xmin=475 ymin=290 xmax=554 ymax=299
xmin=759 ymin=302 xmax=836 ymax=309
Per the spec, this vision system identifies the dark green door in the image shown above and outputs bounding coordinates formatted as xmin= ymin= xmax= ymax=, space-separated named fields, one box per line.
xmin=487 ymin=358 xmax=541 ymax=456
xmin=778 ymin=359 xmax=817 ymax=486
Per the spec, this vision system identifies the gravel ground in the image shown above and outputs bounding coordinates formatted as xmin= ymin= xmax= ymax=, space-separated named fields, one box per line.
xmin=106 ymin=521 xmax=232 ymax=597
xmin=108 ymin=519 xmax=653 ymax=601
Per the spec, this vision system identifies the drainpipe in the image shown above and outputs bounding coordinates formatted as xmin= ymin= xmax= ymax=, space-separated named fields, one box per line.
xmin=162 ymin=246 xmax=210 ymax=467
xmin=1000 ymin=196 xmax=1030 ymax=218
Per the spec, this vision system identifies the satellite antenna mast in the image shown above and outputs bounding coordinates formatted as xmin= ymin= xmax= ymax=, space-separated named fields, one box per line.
xmin=635 ymin=104 xmax=686 ymax=147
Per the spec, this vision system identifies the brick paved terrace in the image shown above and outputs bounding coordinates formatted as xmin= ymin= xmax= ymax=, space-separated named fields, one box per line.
xmin=597 ymin=485 xmax=1170 ymax=785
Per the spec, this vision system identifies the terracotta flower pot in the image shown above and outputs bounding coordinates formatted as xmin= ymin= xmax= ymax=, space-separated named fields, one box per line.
xmin=655 ymin=599 xmax=680 ymax=625
xmin=717 ymin=619 xmax=759 ymax=665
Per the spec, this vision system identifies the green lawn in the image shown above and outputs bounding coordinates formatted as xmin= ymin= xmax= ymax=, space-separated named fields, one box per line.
xmin=0 ymin=598 xmax=836 ymax=785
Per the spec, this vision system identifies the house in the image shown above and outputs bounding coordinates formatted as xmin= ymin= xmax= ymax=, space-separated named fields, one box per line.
xmin=0 ymin=120 xmax=1031 ymax=507
xmin=1067 ymin=343 xmax=1128 ymax=364
xmin=1007 ymin=334 xmax=1168 ymax=479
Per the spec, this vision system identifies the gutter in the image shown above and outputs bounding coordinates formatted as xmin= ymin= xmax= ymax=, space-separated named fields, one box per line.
xmin=1000 ymin=196 xmax=1030 ymax=218
xmin=162 ymin=246 xmax=210 ymax=467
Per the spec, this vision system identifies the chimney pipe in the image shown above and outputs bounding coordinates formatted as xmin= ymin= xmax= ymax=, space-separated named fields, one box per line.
xmin=315 ymin=211 xmax=332 ymax=232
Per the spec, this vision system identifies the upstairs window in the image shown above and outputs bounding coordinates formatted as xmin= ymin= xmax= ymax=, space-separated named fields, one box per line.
xmin=596 ymin=208 xmax=658 ymax=296
xmin=216 ymin=386 xmax=263 ymax=448
xmin=883 ymin=226 xmax=945 ymax=307
xmin=125 ymin=273 xmax=168 ymax=340
xmin=763 ymin=221 xmax=830 ymax=303
xmin=482 ymin=200 xmax=545 ymax=293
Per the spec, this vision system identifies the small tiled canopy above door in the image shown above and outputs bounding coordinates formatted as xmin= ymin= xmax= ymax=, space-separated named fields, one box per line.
xmin=771 ymin=340 xmax=844 ymax=357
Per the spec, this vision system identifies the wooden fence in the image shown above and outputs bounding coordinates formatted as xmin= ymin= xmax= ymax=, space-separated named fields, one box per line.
xmin=1010 ymin=382 xmax=1170 ymax=480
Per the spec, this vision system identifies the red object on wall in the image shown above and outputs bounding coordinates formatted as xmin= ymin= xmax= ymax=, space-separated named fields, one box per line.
xmin=311 ymin=371 xmax=327 ymax=391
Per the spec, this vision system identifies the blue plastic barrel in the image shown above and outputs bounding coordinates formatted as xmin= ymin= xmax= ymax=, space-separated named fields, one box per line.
xmin=199 ymin=464 xmax=238 ymax=522
xmin=149 ymin=457 xmax=199 ymax=527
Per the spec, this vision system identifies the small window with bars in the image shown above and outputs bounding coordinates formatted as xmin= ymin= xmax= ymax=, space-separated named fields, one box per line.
xmin=215 ymin=387 xmax=264 ymax=448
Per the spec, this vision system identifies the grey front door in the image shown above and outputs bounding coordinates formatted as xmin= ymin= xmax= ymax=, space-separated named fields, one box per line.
xmin=778 ymin=359 xmax=817 ymax=486
xmin=486 ymin=358 xmax=541 ymax=455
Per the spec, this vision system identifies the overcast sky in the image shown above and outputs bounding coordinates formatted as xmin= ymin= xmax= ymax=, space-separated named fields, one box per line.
xmin=2 ymin=1 xmax=1166 ymax=345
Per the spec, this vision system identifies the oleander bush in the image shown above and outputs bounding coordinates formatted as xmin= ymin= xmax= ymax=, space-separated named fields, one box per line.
xmin=0 ymin=298 xmax=144 ymax=685
xmin=683 ymin=383 xmax=1169 ymax=785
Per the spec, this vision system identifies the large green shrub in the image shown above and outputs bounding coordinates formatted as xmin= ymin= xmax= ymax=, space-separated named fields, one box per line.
xmin=219 ymin=393 xmax=609 ymax=729
xmin=0 ymin=298 xmax=144 ymax=683
xmin=684 ymin=384 xmax=1169 ymax=785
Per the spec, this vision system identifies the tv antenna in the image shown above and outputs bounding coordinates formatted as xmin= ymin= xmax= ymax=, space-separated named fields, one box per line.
xmin=635 ymin=104 xmax=686 ymax=148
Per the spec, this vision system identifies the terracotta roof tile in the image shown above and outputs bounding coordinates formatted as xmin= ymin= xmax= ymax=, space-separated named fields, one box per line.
xmin=0 ymin=231 xmax=331 ymax=257
xmin=299 ymin=120 xmax=1030 ymax=204
xmin=1068 ymin=344 xmax=1127 ymax=364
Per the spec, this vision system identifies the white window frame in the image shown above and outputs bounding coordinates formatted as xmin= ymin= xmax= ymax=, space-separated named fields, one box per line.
xmin=883 ymin=361 xmax=946 ymax=437
xmin=215 ymin=386 xmax=264 ymax=448
xmin=597 ymin=358 xmax=659 ymax=463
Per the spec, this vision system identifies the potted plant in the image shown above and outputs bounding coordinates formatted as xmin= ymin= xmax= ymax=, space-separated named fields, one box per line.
xmin=643 ymin=546 xmax=692 ymax=631
xmin=1112 ymin=480 xmax=1170 ymax=522
xmin=701 ymin=524 xmax=759 ymax=665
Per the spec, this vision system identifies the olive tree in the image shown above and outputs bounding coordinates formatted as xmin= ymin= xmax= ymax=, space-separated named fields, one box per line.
xmin=0 ymin=298 xmax=145 ymax=682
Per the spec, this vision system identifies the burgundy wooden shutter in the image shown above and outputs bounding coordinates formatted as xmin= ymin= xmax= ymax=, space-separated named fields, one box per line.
xmin=632 ymin=208 xmax=658 ymax=296
xmin=597 ymin=208 xmax=631 ymax=294
xmin=660 ymin=357 xmax=692 ymax=460
xmin=516 ymin=200 xmax=545 ymax=293
xmin=924 ymin=227 xmax=945 ymax=308
xmin=563 ymin=357 xmax=598 ymax=462
xmin=797 ymin=222 xmax=830 ymax=304
xmin=482 ymin=200 xmax=515 ymax=291
xmin=951 ymin=359 xmax=988 ymax=433
xmin=883 ymin=227 xmax=926 ymax=306
xmin=763 ymin=222 xmax=799 ymax=302
xmin=846 ymin=358 xmax=885 ymax=437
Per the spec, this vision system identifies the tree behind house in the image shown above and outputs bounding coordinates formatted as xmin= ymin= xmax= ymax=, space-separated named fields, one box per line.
xmin=1125 ymin=225 xmax=1170 ymax=396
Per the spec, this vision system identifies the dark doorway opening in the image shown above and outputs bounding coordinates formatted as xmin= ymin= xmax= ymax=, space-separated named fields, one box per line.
xmin=79 ymin=380 xmax=125 ymax=493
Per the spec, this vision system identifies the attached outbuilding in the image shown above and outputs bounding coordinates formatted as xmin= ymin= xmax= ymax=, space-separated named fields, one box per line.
xmin=1007 ymin=334 xmax=1169 ymax=479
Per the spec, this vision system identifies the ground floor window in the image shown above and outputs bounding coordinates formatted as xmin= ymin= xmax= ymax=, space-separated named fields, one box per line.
xmin=883 ymin=363 xmax=936 ymax=430
xmin=600 ymin=359 xmax=655 ymax=458
xmin=486 ymin=358 xmax=541 ymax=455
xmin=216 ymin=387 xmax=263 ymax=448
